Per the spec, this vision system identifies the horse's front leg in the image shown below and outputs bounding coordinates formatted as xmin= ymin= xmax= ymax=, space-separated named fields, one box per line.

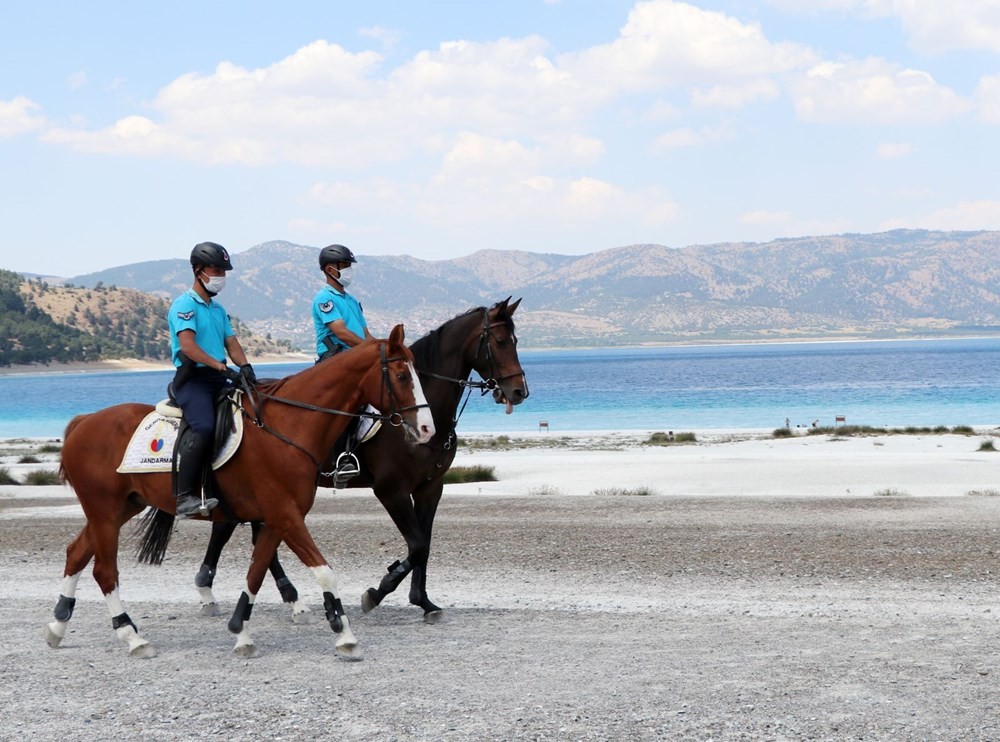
xmin=361 ymin=486 xmax=423 ymax=614
xmin=250 ymin=521 xmax=313 ymax=625
xmin=279 ymin=521 xmax=361 ymax=661
xmin=226 ymin=524 xmax=282 ymax=657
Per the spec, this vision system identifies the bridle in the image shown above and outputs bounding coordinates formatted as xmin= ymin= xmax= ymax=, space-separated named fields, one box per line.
xmin=419 ymin=307 xmax=528 ymax=397
xmin=237 ymin=342 xmax=428 ymax=468
xmin=416 ymin=307 xmax=529 ymax=467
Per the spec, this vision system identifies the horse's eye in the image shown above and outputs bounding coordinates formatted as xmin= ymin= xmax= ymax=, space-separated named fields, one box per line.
xmin=495 ymin=337 xmax=506 ymax=348
xmin=396 ymin=372 xmax=410 ymax=383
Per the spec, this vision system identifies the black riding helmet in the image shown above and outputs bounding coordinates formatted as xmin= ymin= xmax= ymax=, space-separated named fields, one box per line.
xmin=319 ymin=244 xmax=357 ymax=270
xmin=190 ymin=241 xmax=233 ymax=271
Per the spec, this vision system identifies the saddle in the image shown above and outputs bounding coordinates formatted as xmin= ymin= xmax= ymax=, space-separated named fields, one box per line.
xmin=159 ymin=382 xmax=241 ymax=456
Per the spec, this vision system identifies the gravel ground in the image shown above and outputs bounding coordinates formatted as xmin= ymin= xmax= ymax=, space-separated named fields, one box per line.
xmin=2 ymin=489 xmax=1000 ymax=740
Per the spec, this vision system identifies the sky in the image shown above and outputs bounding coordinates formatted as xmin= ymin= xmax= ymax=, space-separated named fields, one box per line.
xmin=3 ymin=0 xmax=1000 ymax=277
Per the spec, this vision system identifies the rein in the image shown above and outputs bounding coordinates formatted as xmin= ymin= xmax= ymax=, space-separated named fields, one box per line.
xmin=237 ymin=344 xmax=426 ymax=468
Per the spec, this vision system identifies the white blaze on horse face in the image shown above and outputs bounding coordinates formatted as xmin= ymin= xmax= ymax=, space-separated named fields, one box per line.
xmin=409 ymin=361 xmax=435 ymax=443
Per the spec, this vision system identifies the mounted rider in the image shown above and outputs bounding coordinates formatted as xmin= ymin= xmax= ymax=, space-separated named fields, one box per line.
xmin=311 ymin=243 xmax=374 ymax=483
xmin=167 ymin=241 xmax=257 ymax=516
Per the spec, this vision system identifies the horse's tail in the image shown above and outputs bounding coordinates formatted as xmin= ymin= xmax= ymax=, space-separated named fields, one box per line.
xmin=134 ymin=507 xmax=176 ymax=566
xmin=58 ymin=413 xmax=90 ymax=485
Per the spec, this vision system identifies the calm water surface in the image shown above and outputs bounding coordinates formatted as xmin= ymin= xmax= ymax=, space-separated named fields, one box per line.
xmin=2 ymin=337 xmax=999 ymax=438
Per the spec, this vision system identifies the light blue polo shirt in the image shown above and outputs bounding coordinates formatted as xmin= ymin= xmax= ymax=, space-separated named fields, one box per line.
xmin=168 ymin=289 xmax=234 ymax=367
xmin=312 ymin=285 xmax=368 ymax=355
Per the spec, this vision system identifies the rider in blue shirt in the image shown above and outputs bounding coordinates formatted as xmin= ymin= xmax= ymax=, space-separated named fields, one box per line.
xmin=311 ymin=244 xmax=374 ymax=482
xmin=167 ymin=241 xmax=256 ymax=516
xmin=312 ymin=244 xmax=373 ymax=360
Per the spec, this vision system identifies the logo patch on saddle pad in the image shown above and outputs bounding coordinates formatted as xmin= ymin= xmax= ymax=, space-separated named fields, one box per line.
xmin=116 ymin=410 xmax=243 ymax=474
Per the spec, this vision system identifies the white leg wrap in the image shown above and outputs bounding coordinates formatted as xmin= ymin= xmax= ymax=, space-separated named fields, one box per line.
xmin=105 ymin=587 xmax=155 ymax=657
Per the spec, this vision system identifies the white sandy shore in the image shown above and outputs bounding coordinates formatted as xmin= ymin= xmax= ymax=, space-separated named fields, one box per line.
xmin=0 ymin=352 xmax=312 ymax=376
xmin=3 ymin=428 xmax=999 ymax=511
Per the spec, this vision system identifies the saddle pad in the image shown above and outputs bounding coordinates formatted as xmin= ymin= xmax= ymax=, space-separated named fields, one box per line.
xmin=116 ymin=409 xmax=244 ymax=474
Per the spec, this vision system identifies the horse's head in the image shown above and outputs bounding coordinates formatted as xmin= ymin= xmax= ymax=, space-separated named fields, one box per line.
xmin=476 ymin=297 xmax=529 ymax=414
xmin=369 ymin=324 xmax=435 ymax=444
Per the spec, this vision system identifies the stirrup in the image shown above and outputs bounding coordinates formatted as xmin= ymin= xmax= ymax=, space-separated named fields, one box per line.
xmin=333 ymin=452 xmax=360 ymax=486
xmin=177 ymin=494 xmax=219 ymax=518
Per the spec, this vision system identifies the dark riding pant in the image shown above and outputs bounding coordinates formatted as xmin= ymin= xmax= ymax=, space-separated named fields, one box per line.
xmin=173 ymin=368 xmax=228 ymax=438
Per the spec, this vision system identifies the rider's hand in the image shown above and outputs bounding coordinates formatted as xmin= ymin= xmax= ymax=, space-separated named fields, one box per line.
xmin=239 ymin=364 xmax=257 ymax=386
xmin=222 ymin=366 xmax=242 ymax=384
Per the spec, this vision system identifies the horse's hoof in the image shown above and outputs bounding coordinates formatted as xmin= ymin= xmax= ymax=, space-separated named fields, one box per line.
xmin=129 ymin=643 xmax=157 ymax=659
xmin=233 ymin=643 xmax=256 ymax=658
xmin=423 ymin=610 xmax=444 ymax=624
xmin=361 ymin=588 xmax=379 ymax=614
xmin=336 ymin=645 xmax=364 ymax=662
xmin=44 ymin=624 xmax=63 ymax=648
xmin=200 ymin=602 xmax=223 ymax=617
xmin=291 ymin=610 xmax=316 ymax=625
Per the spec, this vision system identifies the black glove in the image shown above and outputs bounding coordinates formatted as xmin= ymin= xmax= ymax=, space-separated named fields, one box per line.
xmin=222 ymin=366 xmax=242 ymax=384
xmin=239 ymin=364 xmax=257 ymax=386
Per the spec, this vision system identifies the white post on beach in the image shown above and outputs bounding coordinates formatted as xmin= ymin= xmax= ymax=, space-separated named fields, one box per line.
xmin=835 ymin=415 xmax=846 ymax=427
xmin=539 ymin=420 xmax=549 ymax=432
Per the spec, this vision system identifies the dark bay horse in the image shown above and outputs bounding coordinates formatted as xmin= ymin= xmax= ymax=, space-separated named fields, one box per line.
xmin=46 ymin=325 xmax=434 ymax=658
xmin=196 ymin=298 xmax=528 ymax=622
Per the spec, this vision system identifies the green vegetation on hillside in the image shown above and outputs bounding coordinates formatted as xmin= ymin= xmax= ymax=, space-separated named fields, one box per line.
xmin=0 ymin=269 xmax=129 ymax=366
xmin=1 ymin=269 xmax=288 ymax=367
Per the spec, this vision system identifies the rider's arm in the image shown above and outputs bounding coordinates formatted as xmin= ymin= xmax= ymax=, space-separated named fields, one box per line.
xmin=177 ymin=329 xmax=227 ymax=372
xmin=326 ymin=319 xmax=368 ymax=348
xmin=225 ymin=335 xmax=250 ymax=367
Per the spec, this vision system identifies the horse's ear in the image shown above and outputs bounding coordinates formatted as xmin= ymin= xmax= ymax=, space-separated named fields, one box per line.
xmin=389 ymin=323 xmax=405 ymax=347
xmin=506 ymin=297 xmax=521 ymax=315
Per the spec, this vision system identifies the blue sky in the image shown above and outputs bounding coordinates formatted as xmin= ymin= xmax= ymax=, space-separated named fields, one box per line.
xmin=3 ymin=0 xmax=999 ymax=277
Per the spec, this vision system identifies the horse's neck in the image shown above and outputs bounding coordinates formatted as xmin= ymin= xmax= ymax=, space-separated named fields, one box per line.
xmin=417 ymin=315 xmax=482 ymax=427
xmin=269 ymin=349 xmax=371 ymax=452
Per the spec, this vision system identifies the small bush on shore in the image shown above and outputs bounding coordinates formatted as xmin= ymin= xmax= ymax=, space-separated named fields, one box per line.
xmin=443 ymin=465 xmax=497 ymax=484
xmin=647 ymin=431 xmax=696 ymax=445
xmin=873 ymin=487 xmax=908 ymax=497
xmin=809 ymin=424 xmax=977 ymax=437
xmin=0 ymin=466 xmax=18 ymax=485
xmin=24 ymin=469 xmax=60 ymax=486
xmin=978 ymin=439 xmax=996 ymax=452
xmin=38 ymin=443 xmax=62 ymax=453
xmin=772 ymin=427 xmax=794 ymax=438
xmin=966 ymin=489 xmax=1000 ymax=497
xmin=18 ymin=455 xmax=40 ymax=464
xmin=593 ymin=486 xmax=657 ymax=496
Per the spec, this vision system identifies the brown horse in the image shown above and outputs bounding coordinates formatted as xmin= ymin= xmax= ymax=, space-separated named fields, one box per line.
xmin=195 ymin=299 xmax=528 ymax=622
xmin=46 ymin=325 xmax=434 ymax=659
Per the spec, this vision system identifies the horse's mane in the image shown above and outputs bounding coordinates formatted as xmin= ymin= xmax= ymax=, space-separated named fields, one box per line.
xmin=410 ymin=305 xmax=503 ymax=371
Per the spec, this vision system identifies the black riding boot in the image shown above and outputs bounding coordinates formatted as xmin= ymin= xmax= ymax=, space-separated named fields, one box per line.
xmin=176 ymin=431 xmax=218 ymax=517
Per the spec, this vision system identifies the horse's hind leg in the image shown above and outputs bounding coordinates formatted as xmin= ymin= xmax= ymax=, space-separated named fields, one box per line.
xmin=408 ymin=482 xmax=445 ymax=621
xmin=195 ymin=520 xmax=238 ymax=616
xmin=45 ymin=525 xmax=94 ymax=647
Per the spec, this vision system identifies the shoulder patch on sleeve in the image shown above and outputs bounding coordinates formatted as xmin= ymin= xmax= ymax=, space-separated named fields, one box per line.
xmin=176 ymin=310 xmax=195 ymax=321
xmin=319 ymin=300 xmax=334 ymax=313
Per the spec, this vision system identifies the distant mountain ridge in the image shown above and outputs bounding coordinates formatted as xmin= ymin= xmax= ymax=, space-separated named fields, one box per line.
xmin=65 ymin=230 xmax=1000 ymax=349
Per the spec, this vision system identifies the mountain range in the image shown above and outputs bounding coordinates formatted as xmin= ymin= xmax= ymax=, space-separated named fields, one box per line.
xmin=61 ymin=229 xmax=1000 ymax=349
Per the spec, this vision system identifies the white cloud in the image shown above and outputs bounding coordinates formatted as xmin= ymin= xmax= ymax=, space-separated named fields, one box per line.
xmin=764 ymin=0 xmax=1000 ymax=54
xmin=651 ymin=123 xmax=735 ymax=152
xmin=563 ymin=0 xmax=815 ymax=91
xmin=976 ymin=74 xmax=1000 ymax=122
xmin=68 ymin=70 xmax=88 ymax=90
xmin=690 ymin=79 xmax=780 ymax=108
xmin=741 ymin=210 xmax=792 ymax=225
xmin=875 ymin=141 xmax=912 ymax=158
xmin=0 ymin=96 xmax=46 ymax=138
xmin=884 ymin=200 xmax=1000 ymax=231
xmin=791 ymin=58 xmax=971 ymax=124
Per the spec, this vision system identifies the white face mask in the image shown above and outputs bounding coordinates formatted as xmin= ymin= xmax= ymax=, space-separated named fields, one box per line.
xmin=336 ymin=266 xmax=353 ymax=287
xmin=200 ymin=274 xmax=226 ymax=295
